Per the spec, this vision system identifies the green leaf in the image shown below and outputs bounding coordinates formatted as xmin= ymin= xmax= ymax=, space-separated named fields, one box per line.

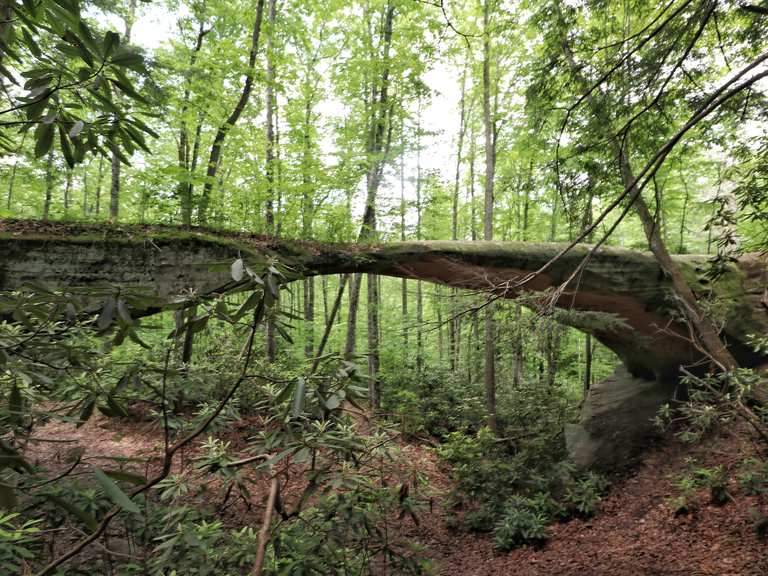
xmin=234 ymin=290 xmax=262 ymax=320
xmin=102 ymin=469 xmax=146 ymax=485
xmin=103 ymin=30 xmax=120 ymax=58
xmin=45 ymin=495 xmax=98 ymax=531
xmin=275 ymin=380 xmax=295 ymax=404
xmin=59 ymin=127 xmax=74 ymax=168
xmin=274 ymin=322 xmax=293 ymax=344
xmin=111 ymin=48 xmax=144 ymax=69
xmin=324 ymin=393 xmax=342 ymax=411
xmin=69 ymin=119 xmax=85 ymax=138
xmin=231 ymin=258 xmax=245 ymax=282
xmin=21 ymin=27 xmax=41 ymax=58
xmin=291 ymin=377 xmax=306 ymax=418
xmin=94 ymin=468 xmax=142 ymax=515
xmin=34 ymin=123 xmax=54 ymax=158
xmin=77 ymin=398 xmax=95 ymax=428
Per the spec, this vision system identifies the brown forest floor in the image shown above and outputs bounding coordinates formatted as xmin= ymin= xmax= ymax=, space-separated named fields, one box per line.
xmin=24 ymin=413 xmax=768 ymax=576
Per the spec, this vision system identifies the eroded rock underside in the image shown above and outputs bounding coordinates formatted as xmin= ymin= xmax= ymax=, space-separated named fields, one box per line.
xmin=1 ymin=220 xmax=766 ymax=471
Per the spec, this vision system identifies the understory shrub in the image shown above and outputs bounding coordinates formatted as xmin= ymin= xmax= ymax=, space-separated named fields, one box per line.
xmin=493 ymin=496 xmax=551 ymax=550
xmin=437 ymin=427 xmax=607 ymax=548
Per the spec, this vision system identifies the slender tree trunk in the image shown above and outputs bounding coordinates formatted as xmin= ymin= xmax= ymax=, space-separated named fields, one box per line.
xmin=82 ymin=163 xmax=88 ymax=216
xmin=198 ymin=0 xmax=266 ymax=224
xmin=345 ymin=2 xmax=395 ymax=380
xmin=678 ymin=168 xmax=690 ymax=253
xmin=264 ymin=0 xmax=278 ymax=363
xmin=42 ymin=147 xmax=54 ymax=220
xmin=584 ymin=333 xmax=593 ymax=393
xmin=265 ymin=0 xmax=276 ymax=233
xmin=6 ymin=157 xmax=17 ymax=211
xmin=450 ymin=57 xmax=469 ymax=372
xmin=301 ymin=84 xmax=316 ymax=359
xmin=344 ymin=273 xmax=360 ymax=360
xmin=482 ymin=0 xmax=497 ymax=432
xmin=108 ymin=0 xmax=137 ymax=222
xmin=469 ymin=126 xmax=477 ymax=241
xmin=63 ymin=168 xmax=72 ymax=216
xmin=95 ymin=155 xmax=104 ymax=216
xmin=109 ymin=151 xmax=120 ymax=220
xmin=178 ymin=20 xmax=209 ymax=226
xmin=6 ymin=132 xmax=27 ymax=211
xmin=400 ymin=119 xmax=409 ymax=355
xmin=311 ymin=274 xmax=348 ymax=374
xmin=415 ymin=103 xmax=424 ymax=376
xmin=304 ymin=278 xmax=314 ymax=359
xmin=512 ymin=304 xmax=523 ymax=387
xmin=322 ymin=276 xmax=329 ymax=325
xmin=436 ymin=285 xmax=444 ymax=364
xmin=367 ymin=273 xmax=380 ymax=408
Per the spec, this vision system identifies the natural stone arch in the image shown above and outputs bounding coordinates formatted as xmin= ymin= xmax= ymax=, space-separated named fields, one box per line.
xmin=1 ymin=221 xmax=766 ymax=470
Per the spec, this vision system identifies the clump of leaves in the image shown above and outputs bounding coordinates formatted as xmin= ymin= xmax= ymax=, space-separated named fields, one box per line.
xmin=737 ymin=458 xmax=768 ymax=496
xmin=564 ymin=472 xmax=607 ymax=517
xmin=694 ymin=465 xmax=730 ymax=506
xmin=493 ymin=496 xmax=550 ymax=550
xmin=436 ymin=427 xmax=520 ymax=508
xmin=0 ymin=512 xmax=41 ymax=575
xmin=667 ymin=473 xmax=700 ymax=516
xmin=668 ymin=464 xmax=732 ymax=515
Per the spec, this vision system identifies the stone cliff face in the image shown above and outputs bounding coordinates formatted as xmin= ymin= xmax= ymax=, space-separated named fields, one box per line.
xmin=1 ymin=221 xmax=766 ymax=470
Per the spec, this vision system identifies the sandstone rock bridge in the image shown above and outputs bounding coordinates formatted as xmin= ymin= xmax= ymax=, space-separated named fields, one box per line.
xmin=1 ymin=221 xmax=766 ymax=470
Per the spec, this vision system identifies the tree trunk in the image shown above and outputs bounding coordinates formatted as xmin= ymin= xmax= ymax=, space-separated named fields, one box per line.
xmin=198 ymin=0 xmax=266 ymax=224
xmin=264 ymin=0 xmax=277 ymax=233
xmin=560 ymin=29 xmax=741 ymax=377
xmin=367 ymin=273 xmax=380 ymax=409
xmin=304 ymin=277 xmax=315 ymax=359
xmin=178 ymin=20 xmax=209 ymax=226
xmin=415 ymin=101 xmax=424 ymax=375
xmin=584 ymin=334 xmax=593 ymax=393
xmin=400 ymin=119 xmax=409 ymax=354
xmin=82 ymin=162 xmax=88 ymax=216
xmin=108 ymin=0 xmax=137 ymax=222
xmin=482 ymin=0 xmax=497 ymax=432
xmin=450 ymin=56 xmax=469 ymax=372
xmin=109 ymin=151 xmax=120 ymax=221
xmin=345 ymin=2 xmax=395 ymax=375
xmin=64 ymin=167 xmax=72 ymax=216
xmin=42 ymin=147 xmax=54 ymax=220
xmin=264 ymin=0 xmax=278 ymax=363
xmin=94 ymin=155 xmax=103 ymax=216
xmin=344 ymin=273 xmax=360 ymax=360
xmin=6 ymin=132 xmax=27 ymax=211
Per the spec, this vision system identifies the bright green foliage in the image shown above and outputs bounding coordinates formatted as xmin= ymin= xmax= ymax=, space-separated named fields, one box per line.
xmin=737 ymin=458 xmax=768 ymax=496
xmin=564 ymin=472 xmax=607 ymax=517
xmin=493 ymin=497 xmax=550 ymax=551
xmin=668 ymin=463 xmax=732 ymax=514
xmin=0 ymin=512 xmax=41 ymax=575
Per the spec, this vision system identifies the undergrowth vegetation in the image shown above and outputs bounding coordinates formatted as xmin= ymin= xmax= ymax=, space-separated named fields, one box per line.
xmin=0 ymin=269 xmax=433 ymax=575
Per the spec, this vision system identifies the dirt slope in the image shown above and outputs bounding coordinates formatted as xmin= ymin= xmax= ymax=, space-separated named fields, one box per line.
xmin=402 ymin=422 xmax=768 ymax=576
